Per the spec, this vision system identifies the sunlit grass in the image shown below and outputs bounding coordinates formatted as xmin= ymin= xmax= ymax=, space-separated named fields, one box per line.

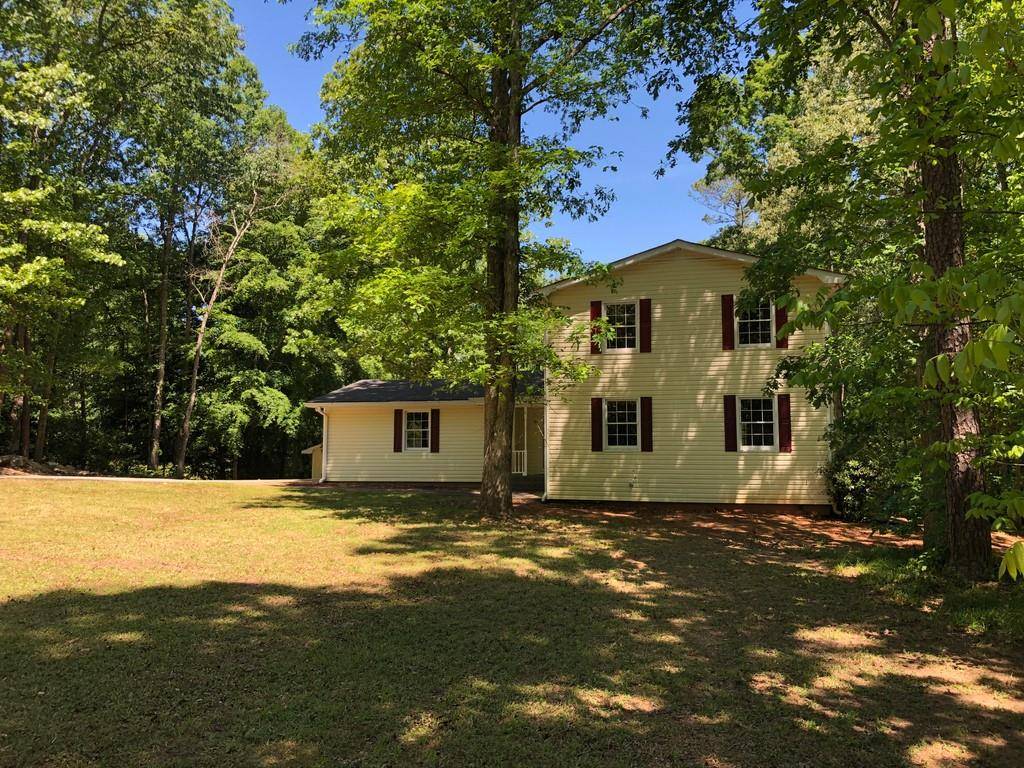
xmin=1 ymin=479 xmax=1022 ymax=767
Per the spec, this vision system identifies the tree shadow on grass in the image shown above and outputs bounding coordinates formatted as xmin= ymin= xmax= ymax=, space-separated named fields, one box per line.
xmin=3 ymin=489 xmax=1023 ymax=766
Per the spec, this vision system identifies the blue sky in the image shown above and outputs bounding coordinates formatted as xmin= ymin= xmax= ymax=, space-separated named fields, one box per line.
xmin=230 ymin=0 xmax=716 ymax=263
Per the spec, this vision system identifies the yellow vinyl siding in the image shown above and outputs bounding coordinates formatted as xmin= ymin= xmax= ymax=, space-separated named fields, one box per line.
xmin=545 ymin=246 xmax=831 ymax=504
xmin=310 ymin=444 xmax=322 ymax=480
xmin=323 ymin=404 xmax=483 ymax=482
xmin=526 ymin=406 xmax=545 ymax=475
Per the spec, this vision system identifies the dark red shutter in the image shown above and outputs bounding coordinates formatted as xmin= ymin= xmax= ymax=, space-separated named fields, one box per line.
xmin=590 ymin=300 xmax=602 ymax=354
xmin=775 ymin=304 xmax=789 ymax=349
xmin=722 ymin=295 xmax=735 ymax=350
xmin=591 ymin=397 xmax=603 ymax=452
xmin=640 ymin=396 xmax=653 ymax=452
xmin=778 ymin=394 xmax=792 ymax=452
xmin=393 ymin=409 xmax=403 ymax=452
xmin=724 ymin=395 xmax=737 ymax=452
xmin=639 ymin=298 xmax=652 ymax=353
xmin=430 ymin=408 xmax=440 ymax=453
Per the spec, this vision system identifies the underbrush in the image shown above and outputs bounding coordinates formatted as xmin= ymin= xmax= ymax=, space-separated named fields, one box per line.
xmin=828 ymin=547 xmax=1024 ymax=636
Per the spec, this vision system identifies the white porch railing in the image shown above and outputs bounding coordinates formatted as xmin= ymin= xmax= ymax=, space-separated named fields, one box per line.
xmin=512 ymin=450 xmax=526 ymax=475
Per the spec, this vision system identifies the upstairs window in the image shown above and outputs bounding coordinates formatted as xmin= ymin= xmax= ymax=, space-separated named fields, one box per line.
xmin=737 ymin=301 xmax=773 ymax=346
xmin=739 ymin=397 xmax=775 ymax=449
xmin=604 ymin=302 xmax=637 ymax=349
xmin=605 ymin=399 xmax=639 ymax=449
xmin=404 ymin=411 xmax=430 ymax=450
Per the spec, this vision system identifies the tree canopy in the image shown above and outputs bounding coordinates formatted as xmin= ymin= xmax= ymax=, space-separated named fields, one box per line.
xmin=0 ymin=0 xmax=353 ymax=479
xmin=673 ymin=0 xmax=1024 ymax=578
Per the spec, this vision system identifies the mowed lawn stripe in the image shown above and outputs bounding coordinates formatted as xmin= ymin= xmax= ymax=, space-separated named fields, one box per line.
xmin=0 ymin=479 xmax=1022 ymax=767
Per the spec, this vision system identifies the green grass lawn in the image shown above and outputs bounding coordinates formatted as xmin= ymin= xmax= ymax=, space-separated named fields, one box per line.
xmin=1 ymin=479 xmax=1022 ymax=767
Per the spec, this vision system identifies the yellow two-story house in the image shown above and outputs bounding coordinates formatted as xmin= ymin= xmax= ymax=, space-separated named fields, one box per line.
xmin=305 ymin=239 xmax=842 ymax=507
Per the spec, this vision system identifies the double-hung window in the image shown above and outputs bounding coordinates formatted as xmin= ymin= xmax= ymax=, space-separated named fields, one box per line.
xmin=737 ymin=301 xmax=773 ymax=347
xmin=604 ymin=302 xmax=637 ymax=350
xmin=738 ymin=397 xmax=775 ymax=450
xmin=605 ymin=399 xmax=639 ymax=449
xmin=404 ymin=411 xmax=430 ymax=450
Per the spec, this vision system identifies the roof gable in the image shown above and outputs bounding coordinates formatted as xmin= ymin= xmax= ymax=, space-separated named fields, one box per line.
xmin=540 ymin=239 xmax=845 ymax=296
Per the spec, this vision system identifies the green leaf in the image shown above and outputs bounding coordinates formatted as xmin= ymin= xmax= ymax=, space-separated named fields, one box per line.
xmin=923 ymin=358 xmax=938 ymax=387
xmin=999 ymin=541 xmax=1024 ymax=581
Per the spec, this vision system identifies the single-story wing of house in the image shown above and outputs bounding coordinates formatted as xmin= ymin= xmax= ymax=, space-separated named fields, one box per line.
xmin=304 ymin=239 xmax=844 ymax=505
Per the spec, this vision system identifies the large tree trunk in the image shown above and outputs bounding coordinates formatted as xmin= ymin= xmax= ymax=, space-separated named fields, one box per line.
xmin=918 ymin=145 xmax=992 ymax=580
xmin=174 ymin=208 xmax=254 ymax=478
xmin=78 ymin=373 xmax=88 ymax=463
xmin=5 ymin=326 xmax=22 ymax=454
xmin=920 ymin=330 xmax=947 ymax=556
xmin=478 ymin=32 xmax=522 ymax=517
xmin=148 ymin=212 xmax=174 ymax=469
xmin=17 ymin=326 xmax=30 ymax=458
xmin=0 ymin=328 xmax=8 ymax=420
xmin=33 ymin=347 xmax=56 ymax=461
xmin=174 ymin=314 xmax=207 ymax=478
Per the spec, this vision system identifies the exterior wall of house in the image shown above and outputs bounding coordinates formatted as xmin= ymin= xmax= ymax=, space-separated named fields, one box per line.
xmin=545 ymin=246 xmax=831 ymax=504
xmin=310 ymin=445 xmax=322 ymax=480
xmin=526 ymin=406 xmax=545 ymax=475
xmin=322 ymin=403 xmax=483 ymax=482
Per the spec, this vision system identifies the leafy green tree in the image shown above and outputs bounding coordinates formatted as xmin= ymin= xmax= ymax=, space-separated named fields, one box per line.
xmin=126 ymin=3 xmax=263 ymax=469
xmin=0 ymin=2 xmax=131 ymax=455
xmin=0 ymin=1 xmax=358 ymax=480
xmin=299 ymin=0 xmax=685 ymax=514
xmin=675 ymin=0 xmax=1024 ymax=579
xmin=172 ymin=107 xmax=309 ymax=477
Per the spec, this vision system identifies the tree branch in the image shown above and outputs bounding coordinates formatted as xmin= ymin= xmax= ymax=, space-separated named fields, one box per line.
xmin=521 ymin=0 xmax=642 ymax=98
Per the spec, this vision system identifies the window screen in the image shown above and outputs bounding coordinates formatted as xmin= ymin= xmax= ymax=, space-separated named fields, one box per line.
xmin=405 ymin=411 xmax=430 ymax=449
xmin=738 ymin=302 xmax=773 ymax=346
xmin=605 ymin=302 xmax=637 ymax=349
xmin=739 ymin=397 xmax=775 ymax=448
xmin=606 ymin=399 xmax=638 ymax=448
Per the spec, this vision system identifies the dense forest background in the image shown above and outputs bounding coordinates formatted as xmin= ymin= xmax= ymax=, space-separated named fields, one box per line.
xmin=0 ymin=1 xmax=362 ymax=479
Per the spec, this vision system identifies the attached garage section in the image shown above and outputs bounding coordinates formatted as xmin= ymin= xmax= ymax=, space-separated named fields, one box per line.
xmin=308 ymin=379 xmax=545 ymax=484
xmin=321 ymin=402 xmax=485 ymax=482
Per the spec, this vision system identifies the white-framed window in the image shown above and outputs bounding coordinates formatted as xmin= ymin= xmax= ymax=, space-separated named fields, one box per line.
xmin=738 ymin=397 xmax=776 ymax=451
xmin=604 ymin=301 xmax=638 ymax=350
xmin=737 ymin=301 xmax=774 ymax=347
xmin=404 ymin=410 xmax=430 ymax=450
xmin=605 ymin=398 xmax=639 ymax=450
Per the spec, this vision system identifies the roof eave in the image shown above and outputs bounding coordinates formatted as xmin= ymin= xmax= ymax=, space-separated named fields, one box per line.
xmin=539 ymin=238 xmax=845 ymax=296
xmin=304 ymin=398 xmax=483 ymax=408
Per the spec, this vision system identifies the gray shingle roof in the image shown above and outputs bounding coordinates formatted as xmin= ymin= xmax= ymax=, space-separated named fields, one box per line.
xmin=307 ymin=375 xmax=542 ymax=405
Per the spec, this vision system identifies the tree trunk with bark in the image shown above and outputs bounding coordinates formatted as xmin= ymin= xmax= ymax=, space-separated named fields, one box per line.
xmin=17 ymin=328 xmax=30 ymax=458
xmin=4 ymin=327 xmax=20 ymax=454
xmin=0 ymin=328 xmax=7 ymax=418
xmin=33 ymin=347 xmax=56 ymax=461
xmin=148 ymin=212 xmax=174 ymax=469
xmin=918 ymin=144 xmax=992 ymax=580
xmin=478 ymin=26 xmax=522 ymax=518
xmin=920 ymin=331 xmax=948 ymax=556
xmin=174 ymin=207 xmax=255 ymax=478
